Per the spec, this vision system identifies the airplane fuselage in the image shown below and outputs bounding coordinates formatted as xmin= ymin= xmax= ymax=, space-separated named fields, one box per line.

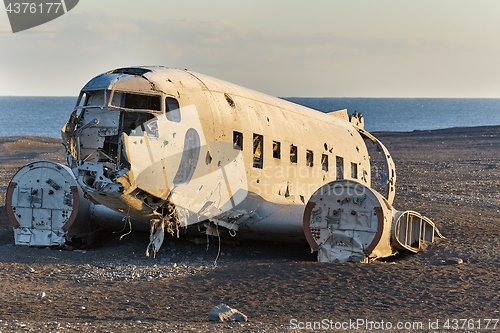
xmin=62 ymin=67 xmax=377 ymax=242
xmin=7 ymin=66 xmax=441 ymax=262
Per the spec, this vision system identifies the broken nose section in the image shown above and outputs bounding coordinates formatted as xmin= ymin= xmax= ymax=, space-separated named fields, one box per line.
xmin=78 ymin=162 xmax=125 ymax=194
xmin=303 ymin=180 xmax=443 ymax=263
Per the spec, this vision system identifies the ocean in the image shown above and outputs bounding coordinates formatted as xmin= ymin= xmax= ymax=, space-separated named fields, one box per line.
xmin=0 ymin=96 xmax=75 ymax=138
xmin=287 ymin=97 xmax=500 ymax=132
xmin=1 ymin=96 xmax=500 ymax=138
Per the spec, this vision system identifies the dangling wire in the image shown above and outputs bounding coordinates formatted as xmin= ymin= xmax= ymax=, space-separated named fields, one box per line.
xmin=213 ymin=221 xmax=221 ymax=267
xmin=114 ymin=207 xmax=132 ymax=240
xmin=119 ymin=215 xmax=132 ymax=240
xmin=228 ymin=220 xmax=237 ymax=237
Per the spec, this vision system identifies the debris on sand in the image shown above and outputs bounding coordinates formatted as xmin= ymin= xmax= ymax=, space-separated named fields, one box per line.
xmin=208 ymin=303 xmax=248 ymax=322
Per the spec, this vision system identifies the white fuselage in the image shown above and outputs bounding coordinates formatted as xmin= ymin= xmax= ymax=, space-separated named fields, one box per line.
xmin=62 ymin=67 xmax=374 ymax=242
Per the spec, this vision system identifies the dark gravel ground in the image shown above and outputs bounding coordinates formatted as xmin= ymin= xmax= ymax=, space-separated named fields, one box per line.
xmin=0 ymin=127 xmax=499 ymax=332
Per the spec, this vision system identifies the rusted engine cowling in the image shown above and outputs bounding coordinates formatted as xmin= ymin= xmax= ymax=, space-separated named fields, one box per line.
xmin=303 ymin=180 xmax=441 ymax=262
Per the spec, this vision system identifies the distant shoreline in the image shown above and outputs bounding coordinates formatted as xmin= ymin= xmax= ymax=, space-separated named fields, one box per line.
xmin=374 ymin=124 xmax=500 ymax=135
xmin=0 ymin=124 xmax=499 ymax=140
xmin=2 ymin=97 xmax=500 ymax=135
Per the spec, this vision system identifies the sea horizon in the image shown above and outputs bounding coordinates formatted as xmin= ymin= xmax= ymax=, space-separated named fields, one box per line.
xmin=1 ymin=96 xmax=499 ymax=138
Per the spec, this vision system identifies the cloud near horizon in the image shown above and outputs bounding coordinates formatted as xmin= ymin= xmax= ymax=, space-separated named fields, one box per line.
xmin=1 ymin=10 xmax=499 ymax=97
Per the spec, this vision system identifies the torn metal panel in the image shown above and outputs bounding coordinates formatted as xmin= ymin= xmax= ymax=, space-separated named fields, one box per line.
xmin=121 ymin=105 xmax=249 ymax=227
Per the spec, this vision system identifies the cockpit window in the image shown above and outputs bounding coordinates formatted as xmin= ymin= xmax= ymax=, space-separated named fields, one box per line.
xmin=75 ymin=92 xmax=89 ymax=108
xmin=111 ymin=92 xmax=161 ymax=111
xmin=83 ymin=90 xmax=106 ymax=107
xmin=107 ymin=68 xmax=151 ymax=76
xmin=165 ymin=97 xmax=181 ymax=122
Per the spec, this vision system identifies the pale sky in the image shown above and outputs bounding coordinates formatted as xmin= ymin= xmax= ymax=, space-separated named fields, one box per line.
xmin=1 ymin=0 xmax=499 ymax=97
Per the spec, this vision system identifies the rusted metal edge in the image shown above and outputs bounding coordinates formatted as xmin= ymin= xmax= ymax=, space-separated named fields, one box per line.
xmin=62 ymin=185 xmax=80 ymax=232
xmin=302 ymin=201 xmax=319 ymax=251
xmin=5 ymin=182 xmax=20 ymax=228
xmin=364 ymin=206 xmax=384 ymax=255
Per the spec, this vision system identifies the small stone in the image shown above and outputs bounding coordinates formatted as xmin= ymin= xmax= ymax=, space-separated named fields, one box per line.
xmin=445 ymin=257 xmax=464 ymax=265
xmin=209 ymin=303 xmax=248 ymax=322
xmin=39 ymin=292 xmax=46 ymax=298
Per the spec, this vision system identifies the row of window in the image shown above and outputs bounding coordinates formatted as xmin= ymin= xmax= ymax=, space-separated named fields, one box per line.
xmin=81 ymin=91 xmax=182 ymax=123
xmin=233 ymin=131 xmax=358 ymax=179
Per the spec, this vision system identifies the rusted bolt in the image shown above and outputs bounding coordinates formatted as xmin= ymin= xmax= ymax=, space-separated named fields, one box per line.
xmin=332 ymin=210 xmax=338 ymax=216
xmin=351 ymin=210 xmax=357 ymax=215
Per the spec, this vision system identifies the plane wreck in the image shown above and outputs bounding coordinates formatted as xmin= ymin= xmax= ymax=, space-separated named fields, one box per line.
xmin=6 ymin=66 xmax=442 ymax=262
